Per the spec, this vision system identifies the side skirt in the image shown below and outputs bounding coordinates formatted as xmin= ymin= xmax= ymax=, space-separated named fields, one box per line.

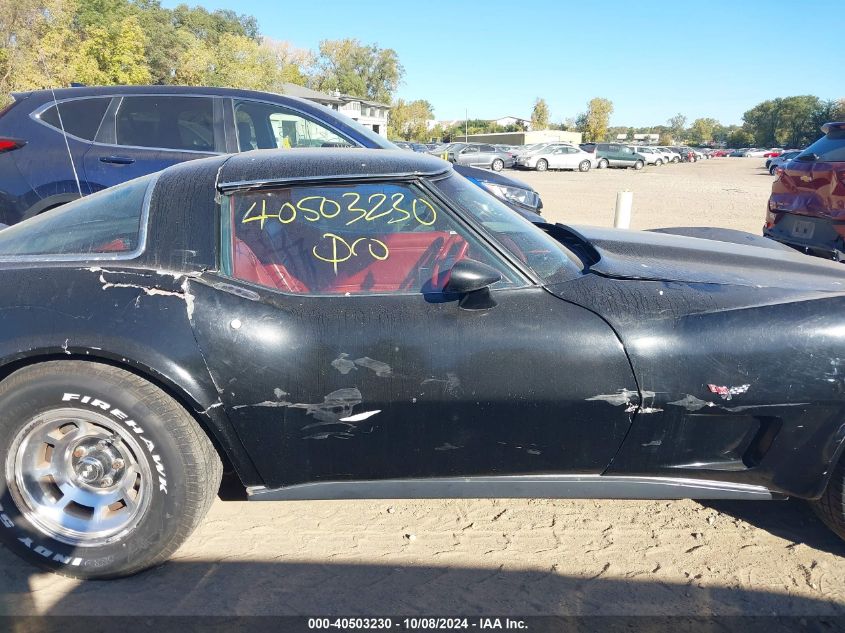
xmin=246 ymin=475 xmax=783 ymax=502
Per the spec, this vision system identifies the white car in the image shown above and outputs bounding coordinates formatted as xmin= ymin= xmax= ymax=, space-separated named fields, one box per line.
xmin=743 ymin=148 xmax=771 ymax=158
xmin=518 ymin=145 xmax=596 ymax=172
xmin=656 ymin=147 xmax=681 ymax=163
xmin=631 ymin=146 xmax=666 ymax=166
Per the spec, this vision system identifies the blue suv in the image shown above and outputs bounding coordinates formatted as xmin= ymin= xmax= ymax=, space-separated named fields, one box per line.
xmin=0 ymin=86 xmax=542 ymax=226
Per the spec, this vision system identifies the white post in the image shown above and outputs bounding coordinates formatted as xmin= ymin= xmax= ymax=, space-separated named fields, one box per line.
xmin=614 ymin=190 xmax=633 ymax=229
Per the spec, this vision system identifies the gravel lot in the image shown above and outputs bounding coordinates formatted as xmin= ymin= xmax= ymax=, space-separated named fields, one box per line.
xmin=518 ymin=155 xmax=772 ymax=233
xmin=3 ymin=157 xmax=845 ymax=619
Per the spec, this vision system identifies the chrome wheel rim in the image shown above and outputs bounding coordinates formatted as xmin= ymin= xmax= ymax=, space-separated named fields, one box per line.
xmin=8 ymin=408 xmax=152 ymax=547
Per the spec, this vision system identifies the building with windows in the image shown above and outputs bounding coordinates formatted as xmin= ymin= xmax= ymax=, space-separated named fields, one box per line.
xmin=281 ymin=83 xmax=390 ymax=137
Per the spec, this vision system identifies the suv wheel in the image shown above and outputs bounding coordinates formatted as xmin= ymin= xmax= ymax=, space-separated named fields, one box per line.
xmin=598 ymin=158 xmax=609 ymax=169
xmin=633 ymin=160 xmax=644 ymax=170
xmin=0 ymin=361 xmax=222 ymax=578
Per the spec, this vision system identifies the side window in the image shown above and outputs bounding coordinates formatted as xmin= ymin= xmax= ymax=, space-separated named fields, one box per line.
xmin=39 ymin=98 xmax=110 ymax=141
xmin=481 ymin=145 xmax=495 ymax=153
xmin=597 ymin=144 xmax=609 ymax=151
xmin=234 ymin=100 xmax=352 ymax=151
xmin=227 ymin=181 xmax=518 ymax=295
xmin=116 ymin=96 xmax=216 ymax=152
xmin=0 ymin=174 xmax=154 ymax=258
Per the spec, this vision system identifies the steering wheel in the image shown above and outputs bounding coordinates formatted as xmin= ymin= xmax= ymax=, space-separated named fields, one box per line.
xmin=430 ymin=233 xmax=469 ymax=288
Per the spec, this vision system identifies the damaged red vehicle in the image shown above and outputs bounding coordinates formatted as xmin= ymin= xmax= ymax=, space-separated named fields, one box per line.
xmin=765 ymin=122 xmax=845 ymax=259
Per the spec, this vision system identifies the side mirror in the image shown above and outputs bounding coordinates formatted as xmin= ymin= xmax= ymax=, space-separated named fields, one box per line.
xmin=444 ymin=259 xmax=502 ymax=310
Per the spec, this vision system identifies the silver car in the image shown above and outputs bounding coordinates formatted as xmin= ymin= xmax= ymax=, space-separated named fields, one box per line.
xmin=447 ymin=143 xmax=513 ymax=171
xmin=518 ymin=145 xmax=597 ymax=172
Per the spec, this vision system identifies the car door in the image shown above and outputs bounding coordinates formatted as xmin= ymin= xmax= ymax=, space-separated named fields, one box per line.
xmin=188 ymin=177 xmax=638 ymax=488
xmin=458 ymin=145 xmax=481 ymax=166
xmin=83 ymin=95 xmax=225 ymax=190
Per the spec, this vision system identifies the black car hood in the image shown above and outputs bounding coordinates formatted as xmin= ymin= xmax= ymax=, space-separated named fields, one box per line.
xmin=561 ymin=224 xmax=845 ymax=291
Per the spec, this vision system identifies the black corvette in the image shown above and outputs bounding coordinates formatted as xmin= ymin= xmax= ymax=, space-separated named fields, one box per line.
xmin=1 ymin=149 xmax=845 ymax=579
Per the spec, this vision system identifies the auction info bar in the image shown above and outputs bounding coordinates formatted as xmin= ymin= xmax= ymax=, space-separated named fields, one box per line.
xmin=1 ymin=617 xmax=842 ymax=633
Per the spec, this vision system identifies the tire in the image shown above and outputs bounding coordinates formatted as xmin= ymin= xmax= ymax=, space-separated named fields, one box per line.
xmin=769 ymin=165 xmax=778 ymax=175
xmin=0 ymin=361 xmax=222 ymax=579
xmin=633 ymin=160 xmax=644 ymax=170
xmin=535 ymin=159 xmax=548 ymax=172
xmin=597 ymin=158 xmax=609 ymax=169
xmin=491 ymin=159 xmax=504 ymax=172
xmin=578 ymin=160 xmax=591 ymax=172
xmin=655 ymin=159 xmax=663 ymax=166
xmin=672 ymin=157 xmax=680 ymax=163
xmin=812 ymin=453 xmax=845 ymax=542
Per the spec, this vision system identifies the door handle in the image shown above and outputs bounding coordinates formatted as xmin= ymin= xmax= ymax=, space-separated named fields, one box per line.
xmin=99 ymin=155 xmax=136 ymax=165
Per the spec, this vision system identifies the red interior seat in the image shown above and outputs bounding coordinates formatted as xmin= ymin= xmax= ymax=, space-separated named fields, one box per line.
xmin=233 ymin=238 xmax=309 ymax=293
xmin=329 ymin=231 xmax=467 ymax=293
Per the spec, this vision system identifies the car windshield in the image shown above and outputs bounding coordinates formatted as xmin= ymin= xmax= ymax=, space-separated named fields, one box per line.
xmin=432 ymin=174 xmax=581 ymax=285
xmin=797 ymin=129 xmax=845 ymax=162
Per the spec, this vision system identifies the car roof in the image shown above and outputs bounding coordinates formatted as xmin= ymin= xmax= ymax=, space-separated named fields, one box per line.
xmin=216 ymin=148 xmax=452 ymax=191
xmin=12 ymin=84 xmax=320 ymax=110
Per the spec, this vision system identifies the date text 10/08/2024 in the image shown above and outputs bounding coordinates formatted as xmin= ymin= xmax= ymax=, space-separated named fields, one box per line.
xmin=307 ymin=617 xmax=528 ymax=630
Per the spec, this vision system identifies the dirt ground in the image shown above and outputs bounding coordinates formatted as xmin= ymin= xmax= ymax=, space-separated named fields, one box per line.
xmin=3 ymin=158 xmax=845 ymax=618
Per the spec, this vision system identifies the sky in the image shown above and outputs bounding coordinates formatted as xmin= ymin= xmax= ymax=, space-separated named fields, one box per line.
xmin=161 ymin=0 xmax=841 ymax=127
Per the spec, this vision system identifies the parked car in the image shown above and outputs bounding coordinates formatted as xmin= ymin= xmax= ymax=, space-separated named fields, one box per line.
xmin=631 ymin=146 xmax=666 ymax=166
xmin=655 ymin=147 xmax=682 ymax=163
xmin=711 ymin=149 xmax=732 ymax=157
xmin=0 ymin=86 xmax=543 ymax=224
xmin=582 ymin=143 xmax=646 ymax=169
xmin=3 ymin=149 xmax=845 ymax=579
xmin=447 ymin=143 xmax=513 ymax=171
xmin=744 ymin=148 xmax=772 ymax=158
xmin=517 ymin=145 xmax=596 ymax=172
xmin=765 ymin=150 xmax=801 ymax=173
xmin=765 ymin=122 xmax=845 ymax=258
xmin=763 ymin=149 xmax=784 ymax=158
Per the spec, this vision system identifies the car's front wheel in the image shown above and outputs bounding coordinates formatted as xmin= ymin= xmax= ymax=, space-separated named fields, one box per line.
xmin=811 ymin=454 xmax=845 ymax=543
xmin=0 ymin=361 xmax=222 ymax=579
xmin=578 ymin=160 xmax=591 ymax=172
xmin=655 ymin=159 xmax=663 ymax=166
xmin=597 ymin=158 xmax=609 ymax=169
xmin=769 ymin=164 xmax=778 ymax=175
xmin=491 ymin=159 xmax=504 ymax=172
xmin=535 ymin=159 xmax=548 ymax=172
xmin=633 ymin=160 xmax=644 ymax=170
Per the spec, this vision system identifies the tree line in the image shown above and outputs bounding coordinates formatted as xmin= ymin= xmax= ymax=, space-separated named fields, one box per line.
xmin=0 ymin=0 xmax=402 ymax=105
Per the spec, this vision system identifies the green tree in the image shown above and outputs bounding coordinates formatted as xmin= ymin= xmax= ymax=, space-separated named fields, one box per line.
xmin=313 ymin=38 xmax=403 ymax=103
xmin=530 ymin=97 xmax=549 ymax=130
xmin=667 ymin=113 xmax=687 ymax=143
xmin=388 ymin=99 xmax=434 ymax=141
xmin=577 ymin=97 xmax=613 ymax=142
xmin=0 ymin=0 xmax=80 ymax=103
xmin=688 ymin=117 xmax=719 ymax=145
xmin=74 ymin=14 xmax=151 ymax=85
xmin=726 ymin=129 xmax=754 ymax=147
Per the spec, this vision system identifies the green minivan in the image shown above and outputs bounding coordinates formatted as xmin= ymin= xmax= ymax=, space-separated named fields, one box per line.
xmin=583 ymin=143 xmax=646 ymax=169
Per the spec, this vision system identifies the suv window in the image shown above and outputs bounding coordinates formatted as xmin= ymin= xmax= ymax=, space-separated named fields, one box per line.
xmin=597 ymin=144 xmax=610 ymax=151
xmin=798 ymin=128 xmax=845 ymax=162
xmin=115 ymin=96 xmax=216 ymax=152
xmin=227 ymin=181 xmax=517 ymax=295
xmin=40 ymin=98 xmax=110 ymax=141
xmin=0 ymin=174 xmax=154 ymax=258
xmin=234 ymin=100 xmax=352 ymax=151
